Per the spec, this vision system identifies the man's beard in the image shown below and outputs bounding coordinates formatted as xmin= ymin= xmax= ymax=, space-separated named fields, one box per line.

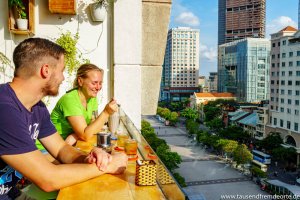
xmin=42 ymin=80 xmax=60 ymax=97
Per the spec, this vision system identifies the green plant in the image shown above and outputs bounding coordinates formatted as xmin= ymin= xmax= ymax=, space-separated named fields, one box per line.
xmin=92 ymin=0 xmax=109 ymax=10
xmin=55 ymin=31 xmax=89 ymax=74
xmin=9 ymin=0 xmax=27 ymax=19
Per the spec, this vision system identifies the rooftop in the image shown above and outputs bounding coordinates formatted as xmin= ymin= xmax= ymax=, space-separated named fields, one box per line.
xmin=195 ymin=92 xmax=235 ymax=98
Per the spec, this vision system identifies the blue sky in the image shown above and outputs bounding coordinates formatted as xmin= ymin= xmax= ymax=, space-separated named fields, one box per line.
xmin=169 ymin=0 xmax=298 ymax=77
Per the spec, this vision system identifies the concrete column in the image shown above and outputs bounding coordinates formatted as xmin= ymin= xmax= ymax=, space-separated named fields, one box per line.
xmin=141 ymin=0 xmax=172 ymax=115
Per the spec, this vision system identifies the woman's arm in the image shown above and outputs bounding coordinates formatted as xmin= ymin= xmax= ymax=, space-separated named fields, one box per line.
xmin=67 ymin=99 xmax=118 ymax=141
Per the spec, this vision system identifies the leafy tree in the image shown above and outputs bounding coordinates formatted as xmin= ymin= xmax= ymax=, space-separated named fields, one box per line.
xmin=219 ymin=125 xmax=250 ymax=143
xmin=186 ymin=119 xmax=199 ymax=136
xmin=156 ymin=144 xmax=182 ymax=171
xmin=181 ymin=108 xmax=198 ymax=121
xmin=168 ymin=112 xmax=179 ymax=125
xmin=203 ymin=106 xmax=221 ymax=122
xmin=233 ymin=144 xmax=253 ymax=166
xmin=272 ymin=147 xmax=297 ymax=165
xmin=217 ymin=139 xmax=238 ymax=156
xmin=256 ymin=132 xmax=283 ymax=153
xmin=206 ymin=118 xmax=224 ymax=132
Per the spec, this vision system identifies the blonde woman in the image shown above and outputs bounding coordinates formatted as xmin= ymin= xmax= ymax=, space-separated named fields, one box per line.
xmin=36 ymin=64 xmax=117 ymax=150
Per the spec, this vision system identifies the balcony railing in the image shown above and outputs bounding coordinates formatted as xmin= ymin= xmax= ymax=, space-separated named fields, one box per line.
xmin=119 ymin=107 xmax=187 ymax=200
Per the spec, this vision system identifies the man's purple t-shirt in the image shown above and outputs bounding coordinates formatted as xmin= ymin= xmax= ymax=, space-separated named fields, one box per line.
xmin=0 ymin=83 xmax=56 ymax=199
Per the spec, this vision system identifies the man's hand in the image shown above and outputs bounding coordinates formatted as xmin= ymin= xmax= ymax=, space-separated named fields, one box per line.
xmin=104 ymin=153 xmax=128 ymax=174
xmin=104 ymin=98 xmax=118 ymax=115
xmin=84 ymin=147 xmax=112 ymax=171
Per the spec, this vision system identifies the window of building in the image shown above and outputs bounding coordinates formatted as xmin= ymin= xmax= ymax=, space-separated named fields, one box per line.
xmin=282 ymin=71 xmax=285 ymax=76
xmin=287 ymin=108 xmax=291 ymax=114
xmin=289 ymin=52 xmax=293 ymax=57
xmin=280 ymin=107 xmax=284 ymax=112
xmin=295 ymin=110 xmax=299 ymax=116
xmin=288 ymin=90 xmax=292 ymax=95
xmin=288 ymin=81 xmax=292 ymax=85
xmin=272 ymin=63 xmax=275 ymax=68
xmin=288 ymin=99 xmax=292 ymax=104
xmin=297 ymin=71 xmax=300 ymax=76
xmin=297 ymin=51 xmax=300 ymax=56
xmin=282 ymin=53 xmax=286 ymax=58
xmin=281 ymin=89 xmax=284 ymax=94
xmin=281 ymin=80 xmax=285 ymax=85
xmin=296 ymin=100 xmax=300 ymax=105
xmin=289 ymin=62 xmax=293 ymax=67
xmin=295 ymin=123 xmax=299 ymax=131
xmin=271 ymin=97 xmax=274 ymax=101
xmin=281 ymin=98 xmax=284 ymax=103
xmin=278 ymin=54 xmax=280 ymax=58
xmin=280 ymin=119 xmax=284 ymax=127
xmin=297 ymin=61 xmax=300 ymax=66
xmin=274 ymin=118 xmax=277 ymax=126
xmin=287 ymin=121 xmax=291 ymax=129
xmin=296 ymin=90 xmax=300 ymax=96
xmin=272 ymin=43 xmax=275 ymax=47
xmin=271 ymin=89 xmax=274 ymax=93
xmin=282 ymin=62 xmax=285 ymax=67
xmin=283 ymin=40 xmax=286 ymax=45
xmin=289 ymin=71 xmax=293 ymax=76
xmin=296 ymin=81 xmax=300 ymax=85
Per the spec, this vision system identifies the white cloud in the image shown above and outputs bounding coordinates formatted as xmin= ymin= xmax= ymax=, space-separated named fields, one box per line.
xmin=199 ymin=44 xmax=217 ymax=62
xmin=175 ymin=12 xmax=200 ymax=27
xmin=266 ymin=16 xmax=297 ymax=38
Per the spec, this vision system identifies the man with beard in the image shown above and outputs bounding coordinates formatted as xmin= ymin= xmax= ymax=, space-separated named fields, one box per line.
xmin=0 ymin=38 xmax=127 ymax=200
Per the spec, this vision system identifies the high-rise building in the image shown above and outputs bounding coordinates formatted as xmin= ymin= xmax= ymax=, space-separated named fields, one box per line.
xmin=265 ymin=26 xmax=300 ymax=150
xmin=208 ymin=72 xmax=218 ymax=92
xmin=299 ymin=0 xmax=300 ymax=29
xmin=218 ymin=38 xmax=270 ymax=102
xmin=218 ymin=0 xmax=266 ymax=45
xmin=160 ymin=27 xmax=200 ymax=101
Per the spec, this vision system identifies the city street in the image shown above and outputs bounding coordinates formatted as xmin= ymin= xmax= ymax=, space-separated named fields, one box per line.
xmin=143 ymin=115 xmax=270 ymax=200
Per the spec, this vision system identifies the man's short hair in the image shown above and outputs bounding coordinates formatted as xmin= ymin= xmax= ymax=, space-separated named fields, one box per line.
xmin=13 ymin=37 xmax=66 ymax=77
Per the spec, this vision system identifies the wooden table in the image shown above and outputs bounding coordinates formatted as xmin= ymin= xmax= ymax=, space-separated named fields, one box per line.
xmin=57 ymin=137 xmax=166 ymax=200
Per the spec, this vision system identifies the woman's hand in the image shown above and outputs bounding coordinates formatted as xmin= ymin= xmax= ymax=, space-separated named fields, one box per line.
xmin=104 ymin=98 xmax=118 ymax=115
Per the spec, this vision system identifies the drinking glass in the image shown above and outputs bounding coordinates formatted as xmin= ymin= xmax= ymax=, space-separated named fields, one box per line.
xmin=125 ymin=139 xmax=137 ymax=158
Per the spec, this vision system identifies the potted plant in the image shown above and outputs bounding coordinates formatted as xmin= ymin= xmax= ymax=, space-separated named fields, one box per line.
xmin=89 ymin=0 xmax=109 ymax=22
xmin=9 ymin=0 xmax=28 ymax=30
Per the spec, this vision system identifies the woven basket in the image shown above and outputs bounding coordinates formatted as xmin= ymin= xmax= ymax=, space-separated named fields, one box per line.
xmin=157 ymin=164 xmax=175 ymax=185
xmin=135 ymin=160 xmax=157 ymax=186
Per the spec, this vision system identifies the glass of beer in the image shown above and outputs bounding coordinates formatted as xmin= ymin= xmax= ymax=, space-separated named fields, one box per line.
xmin=125 ymin=139 xmax=138 ymax=158
xmin=117 ymin=133 xmax=129 ymax=148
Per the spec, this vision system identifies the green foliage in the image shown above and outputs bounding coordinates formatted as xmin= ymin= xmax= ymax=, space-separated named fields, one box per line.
xmin=56 ymin=31 xmax=89 ymax=74
xmin=251 ymin=166 xmax=267 ymax=178
xmin=233 ymin=144 xmax=253 ymax=166
xmin=205 ymin=118 xmax=224 ymax=132
xmin=203 ymin=106 xmax=221 ymax=122
xmin=218 ymin=125 xmax=250 ymax=143
xmin=9 ymin=0 xmax=26 ymax=19
xmin=217 ymin=139 xmax=238 ymax=155
xmin=181 ymin=107 xmax=198 ymax=121
xmin=172 ymin=172 xmax=187 ymax=187
xmin=156 ymin=144 xmax=182 ymax=171
xmin=185 ymin=119 xmax=199 ymax=135
xmin=272 ymin=147 xmax=297 ymax=164
xmin=169 ymin=112 xmax=179 ymax=124
xmin=256 ymin=132 xmax=283 ymax=153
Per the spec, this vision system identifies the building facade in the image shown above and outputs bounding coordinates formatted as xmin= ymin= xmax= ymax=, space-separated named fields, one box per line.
xmin=218 ymin=38 xmax=270 ymax=102
xmin=266 ymin=27 xmax=300 ymax=153
xmin=208 ymin=72 xmax=218 ymax=92
xmin=218 ymin=0 xmax=266 ymax=45
xmin=161 ymin=27 xmax=200 ymax=101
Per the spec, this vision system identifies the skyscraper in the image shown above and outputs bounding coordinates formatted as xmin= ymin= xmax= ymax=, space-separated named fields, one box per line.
xmin=218 ymin=38 xmax=270 ymax=102
xmin=218 ymin=0 xmax=266 ymax=45
xmin=160 ymin=27 xmax=200 ymax=101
